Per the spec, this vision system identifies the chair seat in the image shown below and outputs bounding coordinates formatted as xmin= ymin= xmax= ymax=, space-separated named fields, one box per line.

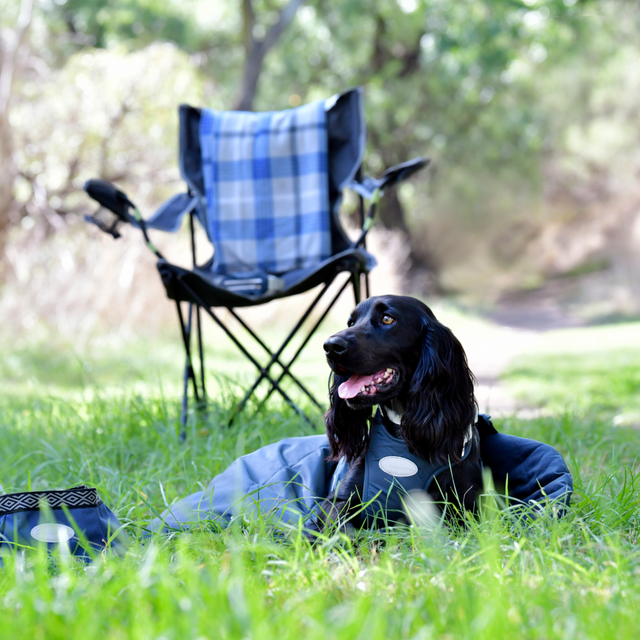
xmin=157 ymin=247 xmax=376 ymax=309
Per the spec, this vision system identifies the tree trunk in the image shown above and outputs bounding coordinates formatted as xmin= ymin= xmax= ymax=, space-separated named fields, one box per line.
xmin=377 ymin=182 xmax=439 ymax=291
xmin=0 ymin=0 xmax=33 ymax=239
xmin=0 ymin=112 xmax=13 ymax=236
xmin=377 ymin=188 xmax=409 ymax=234
xmin=364 ymin=14 xmax=438 ymax=290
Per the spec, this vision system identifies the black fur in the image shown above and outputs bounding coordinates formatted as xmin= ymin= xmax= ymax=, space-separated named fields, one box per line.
xmin=316 ymin=295 xmax=482 ymax=531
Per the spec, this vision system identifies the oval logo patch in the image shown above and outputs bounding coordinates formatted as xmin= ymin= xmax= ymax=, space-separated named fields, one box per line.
xmin=379 ymin=456 xmax=418 ymax=477
xmin=30 ymin=523 xmax=75 ymax=543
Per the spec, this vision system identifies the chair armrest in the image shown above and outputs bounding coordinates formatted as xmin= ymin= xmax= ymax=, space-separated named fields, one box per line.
xmin=347 ymin=156 xmax=430 ymax=200
xmin=349 ymin=156 xmax=430 ymax=248
xmin=83 ymin=179 xmax=165 ymax=259
xmin=84 ymin=179 xmax=136 ymax=223
xmin=379 ymin=156 xmax=430 ymax=190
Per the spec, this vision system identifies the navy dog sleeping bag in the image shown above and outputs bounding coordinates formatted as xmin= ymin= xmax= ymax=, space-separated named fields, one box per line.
xmin=0 ymin=485 xmax=128 ymax=559
xmin=152 ymin=415 xmax=572 ymax=532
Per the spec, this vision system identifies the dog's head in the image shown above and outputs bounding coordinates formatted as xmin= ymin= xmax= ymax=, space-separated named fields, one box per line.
xmin=323 ymin=295 xmax=477 ymax=464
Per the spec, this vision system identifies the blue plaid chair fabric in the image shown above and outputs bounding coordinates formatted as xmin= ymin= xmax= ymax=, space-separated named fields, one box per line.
xmin=200 ymin=100 xmax=332 ymax=275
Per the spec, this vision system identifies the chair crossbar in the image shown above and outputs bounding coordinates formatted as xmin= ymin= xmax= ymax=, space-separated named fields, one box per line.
xmin=226 ymin=307 xmax=326 ymax=407
xmin=232 ymin=313 xmax=325 ymax=414
xmin=175 ymin=277 xmax=318 ymax=428
xmin=230 ymin=277 xmax=337 ymax=412
xmin=240 ymin=278 xmax=351 ymax=416
xmin=227 ymin=308 xmax=274 ymax=356
xmin=256 ymin=274 xmax=354 ymax=412
xmin=175 ymin=268 xmax=362 ymax=428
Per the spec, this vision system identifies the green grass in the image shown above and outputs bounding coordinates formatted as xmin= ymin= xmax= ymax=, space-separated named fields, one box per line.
xmin=0 ymin=314 xmax=336 ymax=400
xmin=503 ymin=320 xmax=640 ymax=420
xmin=0 ymin=321 xmax=638 ymax=639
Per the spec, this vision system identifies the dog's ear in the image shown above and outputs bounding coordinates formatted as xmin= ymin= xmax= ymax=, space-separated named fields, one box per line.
xmin=402 ymin=321 xmax=477 ymax=464
xmin=324 ymin=373 xmax=371 ymax=463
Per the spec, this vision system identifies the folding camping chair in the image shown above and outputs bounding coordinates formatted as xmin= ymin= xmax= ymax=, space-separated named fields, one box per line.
xmin=83 ymin=87 xmax=428 ymax=428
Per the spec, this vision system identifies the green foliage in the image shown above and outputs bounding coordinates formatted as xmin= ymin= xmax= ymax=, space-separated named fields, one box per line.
xmin=44 ymin=0 xmax=205 ymax=51
xmin=11 ymin=43 xmax=205 ymax=216
xmin=30 ymin=0 xmax=631 ymax=292
xmin=256 ymin=0 xmax=592 ymax=180
xmin=37 ymin=0 xmax=597 ymax=170
xmin=11 ymin=0 xmax=639 ymax=296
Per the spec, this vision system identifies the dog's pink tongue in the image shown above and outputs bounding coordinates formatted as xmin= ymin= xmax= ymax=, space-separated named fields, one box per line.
xmin=338 ymin=373 xmax=375 ymax=399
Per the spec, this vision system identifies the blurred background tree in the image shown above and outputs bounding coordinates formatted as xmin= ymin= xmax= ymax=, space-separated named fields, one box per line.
xmin=1 ymin=0 xmax=639 ymax=335
xmin=0 ymin=0 xmax=32 ymax=247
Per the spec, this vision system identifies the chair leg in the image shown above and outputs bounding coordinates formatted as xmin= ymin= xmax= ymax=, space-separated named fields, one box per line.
xmin=176 ymin=302 xmax=201 ymax=436
xmin=178 ymin=303 xmax=190 ymax=435
xmin=196 ymin=304 xmax=207 ymax=403
xmin=177 ymin=280 xmax=314 ymax=424
xmin=353 ymin=270 xmax=362 ymax=305
xmin=185 ymin=304 xmax=201 ymax=404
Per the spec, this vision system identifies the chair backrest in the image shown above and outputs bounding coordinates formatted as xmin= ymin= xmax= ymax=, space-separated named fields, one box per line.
xmin=179 ymin=88 xmax=365 ymax=275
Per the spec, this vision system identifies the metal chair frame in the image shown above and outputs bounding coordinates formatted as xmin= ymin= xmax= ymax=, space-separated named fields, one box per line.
xmin=173 ymin=194 xmax=374 ymax=429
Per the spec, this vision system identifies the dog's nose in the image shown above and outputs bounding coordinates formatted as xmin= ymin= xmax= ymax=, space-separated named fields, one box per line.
xmin=323 ymin=335 xmax=349 ymax=357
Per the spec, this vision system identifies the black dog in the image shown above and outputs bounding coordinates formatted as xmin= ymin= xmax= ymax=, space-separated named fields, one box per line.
xmin=316 ymin=294 xmax=483 ymax=530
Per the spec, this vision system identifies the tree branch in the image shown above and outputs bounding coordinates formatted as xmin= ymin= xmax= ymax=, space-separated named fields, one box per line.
xmin=0 ymin=0 xmax=33 ymax=116
xmin=233 ymin=0 xmax=304 ymax=111
xmin=241 ymin=0 xmax=256 ymax=54
xmin=263 ymin=0 xmax=304 ymax=51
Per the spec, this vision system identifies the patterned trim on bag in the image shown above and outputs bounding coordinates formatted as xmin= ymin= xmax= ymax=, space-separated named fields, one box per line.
xmin=0 ymin=486 xmax=103 ymax=515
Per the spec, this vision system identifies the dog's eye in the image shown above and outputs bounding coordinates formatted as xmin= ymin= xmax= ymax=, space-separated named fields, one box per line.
xmin=347 ymin=318 xmax=354 ymax=327
xmin=381 ymin=315 xmax=395 ymax=325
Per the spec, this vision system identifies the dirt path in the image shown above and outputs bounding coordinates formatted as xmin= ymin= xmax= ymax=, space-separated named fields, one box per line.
xmin=466 ymin=325 xmax=540 ymax=417
xmin=456 ymin=297 xmax=586 ymax=417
